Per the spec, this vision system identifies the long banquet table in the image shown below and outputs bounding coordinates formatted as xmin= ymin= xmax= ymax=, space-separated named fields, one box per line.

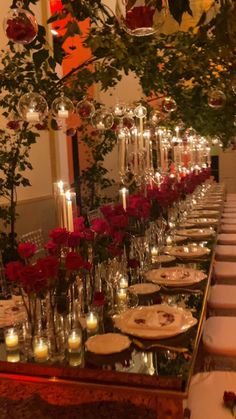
xmin=0 ymin=186 xmax=224 ymax=419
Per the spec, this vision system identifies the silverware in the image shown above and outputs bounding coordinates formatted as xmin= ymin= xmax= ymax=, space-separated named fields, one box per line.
xmin=132 ymin=338 xmax=189 ymax=353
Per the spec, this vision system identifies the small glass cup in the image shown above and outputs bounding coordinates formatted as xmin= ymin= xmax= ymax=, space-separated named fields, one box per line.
xmin=4 ymin=327 xmax=19 ymax=352
xmin=33 ymin=336 xmax=49 ymax=363
xmin=67 ymin=328 xmax=82 ymax=353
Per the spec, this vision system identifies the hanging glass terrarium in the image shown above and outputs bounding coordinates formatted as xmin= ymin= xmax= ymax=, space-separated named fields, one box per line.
xmin=18 ymin=88 xmax=48 ymax=123
xmin=3 ymin=2 xmax=38 ymax=45
xmin=115 ymin=0 xmax=167 ymax=37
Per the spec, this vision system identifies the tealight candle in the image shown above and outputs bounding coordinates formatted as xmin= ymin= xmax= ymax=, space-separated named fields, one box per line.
xmin=5 ymin=328 xmax=19 ymax=351
xmin=119 ymin=276 xmax=128 ymax=289
xmin=58 ymin=109 xmax=69 ymax=119
xmin=86 ymin=312 xmax=98 ymax=332
xmin=26 ymin=110 xmax=40 ymax=122
xmin=68 ymin=330 xmax=81 ymax=352
xmin=166 ymin=236 xmax=172 ymax=246
xmin=117 ymin=288 xmax=127 ymax=303
xmin=34 ymin=338 xmax=49 ymax=362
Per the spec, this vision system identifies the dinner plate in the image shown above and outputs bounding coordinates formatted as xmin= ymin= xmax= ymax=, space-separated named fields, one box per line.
xmin=186 ymin=218 xmax=218 ymax=227
xmin=173 ymin=235 xmax=187 ymax=243
xmin=145 ymin=266 xmax=207 ymax=286
xmin=189 ymin=210 xmax=219 ymax=218
xmin=129 ymin=283 xmax=160 ymax=295
xmin=151 ymin=254 xmax=176 ymax=264
xmin=85 ymin=333 xmax=131 ymax=354
xmin=113 ymin=304 xmax=197 ymax=339
xmin=167 ymin=245 xmax=210 ymax=259
xmin=177 ymin=228 xmax=215 ymax=240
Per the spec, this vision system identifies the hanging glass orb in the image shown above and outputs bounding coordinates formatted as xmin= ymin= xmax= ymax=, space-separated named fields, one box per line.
xmin=114 ymin=102 xmax=127 ymax=118
xmin=150 ymin=110 xmax=162 ymax=126
xmin=162 ymin=97 xmax=177 ymax=113
xmin=18 ymin=90 xmax=48 ymax=123
xmin=134 ymin=104 xmax=147 ymax=119
xmin=184 ymin=127 xmax=197 ymax=139
xmin=76 ymin=99 xmax=95 ymax=119
xmin=207 ymin=89 xmax=226 ymax=109
xmin=115 ymin=0 xmax=167 ymax=37
xmin=91 ymin=109 xmax=114 ymax=130
xmin=51 ymin=93 xmax=74 ymax=120
xmin=4 ymin=5 xmax=38 ymax=44
xmin=125 ymin=104 xmax=135 ymax=118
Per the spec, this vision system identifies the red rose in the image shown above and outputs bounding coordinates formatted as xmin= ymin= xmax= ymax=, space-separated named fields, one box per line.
xmin=65 ymin=252 xmax=85 ymax=271
xmin=109 ymin=214 xmax=129 ymax=229
xmin=93 ymin=291 xmax=105 ymax=307
xmin=18 ymin=242 xmax=37 ymax=259
xmin=18 ymin=265 xmax=45 ymax=293
xmin=49 ymin=228 xmax=69 ymax=245
xmin=6 ymin=17 xmax=37 ymax=43
xmin=125 ymin=6 xmax=155 ymax=31
xmin=73 ymin=216 xmax=86 ymax=232
xmin=223 ymin=391 xmax=236 ymax=410
xmin=91 ymin=218 xmax=111 ymax=235
xmin=111 ymin=230 xmax=125 ymax=245
xmin=128 ymin=259 xmax=140 ymax=269
xmin=44 ymin=241 xmax=58 ymax=255
xmin=37 ymin=256 xmax=59 ymax=279
xmin=68 ymin=232 xmax=81 ymax=249
xmin=79 ymin=228 xmax=94 ymax=241
xmin=107 ymin=244 xmax=123 ymax=257
xmin=5 ymin=261 xmax=23 ymax=282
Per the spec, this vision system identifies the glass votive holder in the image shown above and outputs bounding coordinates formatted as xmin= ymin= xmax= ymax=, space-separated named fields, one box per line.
xmin=4 ymin=327 xmax=19 ymax=352
xmin=116 ymin=288 xmax=128 ymax=305
xmin=33 ymin=336 xmax=50 ymax=363
xmin=67 ymin=329 xmax=82 ymax=353
xmin=86 ymin=312 xmax=98 ymax=334
xmin=68 ymin=352 xmax=83 ymax=367
xmin=7 ymin=352 xmax=20 ymax=363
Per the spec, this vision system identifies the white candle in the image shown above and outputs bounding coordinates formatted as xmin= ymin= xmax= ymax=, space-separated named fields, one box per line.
xmin=68 ymin=331 xmax=81 ymax=351
xmin=26 ymin=110 xmax=40 ymax=122
xmin=119 ymin=276 xmax=128 ymax=289
xmin=117 ymin=288 xmax=127 ymax=303
xmin=58 ymin=108 xmax=69 ymax=119
xmin=65 ymin=190 xmax=74 ymax=232
xmin=5 ymin=330 xmax=19 ymax=350
xmin=86 ymin=312 xmax=98 ymax=331
xmin=133 ymin=128 xmax=138 ymax=174
xmin=120 ymin=187 xmax=128 ymax=211
xmin=34 ymin=339 xmax=49 ymax=362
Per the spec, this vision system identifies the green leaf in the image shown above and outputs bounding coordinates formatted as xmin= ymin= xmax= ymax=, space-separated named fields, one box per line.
xmin=33 ymin=49 xmax=49 ymax=68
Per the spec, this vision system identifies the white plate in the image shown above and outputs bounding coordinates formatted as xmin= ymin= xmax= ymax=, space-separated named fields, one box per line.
xmin=145 ymin=266 xmax=207 ymax=286
xmin=129 ymin=283 xmax=160 ymax=295
xmin=177 ymin=228 xmax=215 ymax=240
xmin=167 ymin=245 xmax=210 ymax=259
xmin=113 ymin=304 xmax=197 ymax=339
xmin=85 ymin=333 xmax=131 ymax=354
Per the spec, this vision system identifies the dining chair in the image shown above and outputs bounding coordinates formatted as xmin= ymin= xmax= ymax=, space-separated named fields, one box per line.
xmin=20 ymin=228 xmax=46 ymax=259
xmin=187 ymin=371 xmax=236 ymax=419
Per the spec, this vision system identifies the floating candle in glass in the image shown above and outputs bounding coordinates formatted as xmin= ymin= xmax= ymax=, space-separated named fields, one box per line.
xmin=33 ymin=337 xmax=49 ymax=362
xmin=4 ymin=328 xmax=19 ymax=351
xmin=117 ymin=288 xmax=128 ymax=303
xmin=68 ymin=330 xmax=81 ymax=352
xmin=119 ymin=276 xmax=128 ymax=289
xmin=86 ymin=312 xmax=98 ymax=332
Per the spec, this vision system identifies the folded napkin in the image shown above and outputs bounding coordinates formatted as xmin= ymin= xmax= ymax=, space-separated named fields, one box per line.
xmin=214 ymin=261 xmax=236 ymax=281
xmin=215 ymin=245 xmax=236 ymax=261
xmin=188 ymin=371 xmax=236 ymax=419
xmin=217 ymin=234 xmax=236 ymax=245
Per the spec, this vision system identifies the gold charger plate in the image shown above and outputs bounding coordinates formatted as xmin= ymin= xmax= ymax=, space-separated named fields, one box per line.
xmin=113 ymin=304 xmax=197 ymax=340
xmin=177 ymin=228 xmax=215 ymax=240
xmin=85 ymin=333 xmax=131 ymax=354
xmin=145 ymin=266 xmax=207 ymax=286
xmin=167 ymin=245 xmax=210 ymax=259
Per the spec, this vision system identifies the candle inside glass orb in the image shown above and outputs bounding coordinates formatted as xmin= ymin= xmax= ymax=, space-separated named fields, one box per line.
xmin=4 ymin=328 xmax=19 ymax=351
xmin=86 ymin=312 xmax=98 ymax=332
